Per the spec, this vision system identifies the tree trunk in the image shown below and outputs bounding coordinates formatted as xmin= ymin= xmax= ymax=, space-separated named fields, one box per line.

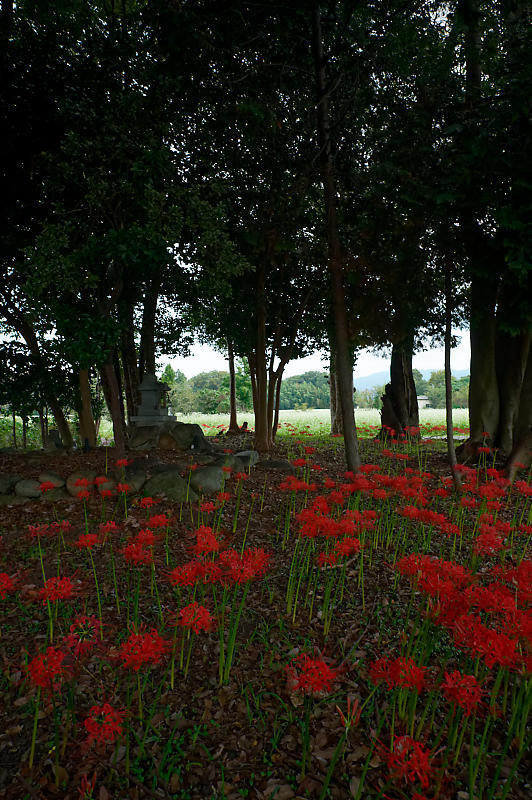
xmin=38 ymin=404 xmax=46 ymax=448
xmin=121 ymin=301 xmax=139 ymax=422
xmin=11 ymin=408 xmax=16 ymax=448
xmin=380 ymin=336 xmax=419 ymax=437
xmin=253 ymin=262 xmax=271 ymax=452
xmin=22 ymin=416 xmax=27 ymax=449
xmin=272 ymin=367 xmax=284 ymax=440
xmin=312 ymin=2 xmax=360 ymax=472
xmin=227 ymin=339 xmax=240 ymax=433
xmin=78 ymin=368 xmax=97 ymax=448
xmin=329 ymin=342 xmax=344 ymax=436
xmin=445 ymin=261 xmax=461 ymax=491
xmin=100 ymin=358 xmax=127 ymax=455
xmin=139 ymin=272 xmax=161 ymax=380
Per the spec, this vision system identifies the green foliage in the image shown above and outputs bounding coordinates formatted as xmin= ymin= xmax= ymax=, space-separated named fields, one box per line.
xmin=278 ymin=372 xmax=330 ymax=410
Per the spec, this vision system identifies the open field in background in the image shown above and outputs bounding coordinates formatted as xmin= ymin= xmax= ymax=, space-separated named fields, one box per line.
xmin=174 ymin=408 xmax=471 ymax=440
xmin=1 ymin=409 xmax=471 ymax=449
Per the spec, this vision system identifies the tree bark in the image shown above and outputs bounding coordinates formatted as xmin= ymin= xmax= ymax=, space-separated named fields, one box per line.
xmin=227 ymin=339 xmax=240 ymax=433
xmin=383 ymin=335 xmax=419 ymax=436
xmin=78 ymin=368 xmax=97 ymax=448
xmin=253 ymin=261 xmax=271 ymax=452
xmin=312 ymin=2 xmax=360 ymax=472
xmin=11 ymin=408 xmax=16 ymax=448
xmin=100 ymin=358 xmax=127 ymax=455
xmin=444 ymin=261 xmax=461 ymax=491
xmin=139 ymin=272 xmax=161 ymax=380
xmin=121 ymin=301 xmax=139 ymax=423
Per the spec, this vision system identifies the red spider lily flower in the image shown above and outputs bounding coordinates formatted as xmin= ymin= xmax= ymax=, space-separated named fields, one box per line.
xmin=514 ymin=480 xmax=532 ymax=497
xmin=115 ymin=458 xmax=131 ymax=467
xmin=334 ymin=537 xmax=361 ymax=557
xmin=292 ymin=458 xmax=307 ymax=467
xmin=217 ymin=491 xmax=231 ymax=503
xmin=94 ymin=476 xmax=109 ymax=486
xmin=78 ymin=772 xmax=96 ymax=799
xmin=75 ymin=478 xmax=92 ymax=487
xmin=122 ymin=541 xmax=153 ymax=565
xmin=223 ymin=448 xmax=233 ymax=453
xmin=474 ymin=530 xmax=506 ymax=555
xmin=76 ymin=533 xmax=99 ymax=550
xmin=234 ymin=472 xmax=249 ymax=481
xmin=26 ymin=646 xmax=67 ymax=692
xmin=189 ymin=463 xmax=199 ymax=471
xmin=478 ymin=446 xmax=491 ymax=454
xmin=178 ymin=601 xmax=214 ymax=633
xmin=200 ymin=501 xmax=216 ymax=513
xmin=28 ymin=523 xmax=52 ymax=539
xmin=316 ymin=552 xmax=339 ymax=567
xmin=39 ymin=576 xmax=75 ymax=604
xmin=139 ymin=496 xmax=158 ymax=508
xmin=286 ymin=653 xmax=340 ymax=695
xmin=135 ymin=529 xmax=158 ymax=546
xmin=222 ymin=466 xmax=232 ymax=474
xmin=369 ymin=656 xmax=427 ymax=693
xmin=40 ymin=481 xmax=56 ymax=492
xmin=100 ymin=489 xmax=114 ymax=498
xmin=336 ymin=696 xmax=361 ymax=729
xmin=304 ymin=446 xmax=316 ymax=454
xmin=147 ymin=514 xmax=171 ymax=529
xmin=191 ymin=526 xmax=221 ymax=556
xmin=64 ymin=615 xmax=101 ymax=658
xmin=441 ymin=670 xmax=483 ymax=716
xmin=116 ymin=629 xmax=169 ymax=671
xmin=116 ymin=483 xmax=131 ymax=494
xmin=77 ymin=490 xmax=91 ymax=500
xmin=84 ymin=703 xmax=124 ymax=745
xmin=323 ymin=477 xmax=336 ymax=489
xmin=385 ymin=735 xmax=433 ymax=789
xmin=99 ymin=521 xmax=119 ymax=534
xmin=0 ymin=572 xmax=15 ymax=598
xmin=169 ymin=560 xmax=206 ymax=587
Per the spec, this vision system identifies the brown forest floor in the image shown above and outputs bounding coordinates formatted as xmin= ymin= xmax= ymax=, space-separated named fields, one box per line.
xmin=0 ymin=435 xmax=530 ymax=800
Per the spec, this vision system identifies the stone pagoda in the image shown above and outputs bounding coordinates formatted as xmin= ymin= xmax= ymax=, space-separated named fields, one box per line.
xmin=130 ymin=373 xmax=176 ymax=427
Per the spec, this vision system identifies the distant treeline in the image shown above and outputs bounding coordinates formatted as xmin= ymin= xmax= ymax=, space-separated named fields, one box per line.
xmin=161 ymin=365 xmax=470 ymax=413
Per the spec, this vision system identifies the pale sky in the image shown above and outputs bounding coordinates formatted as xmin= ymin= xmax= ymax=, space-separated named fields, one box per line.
xmin=161 ymin=329 xmax=471 ymax=379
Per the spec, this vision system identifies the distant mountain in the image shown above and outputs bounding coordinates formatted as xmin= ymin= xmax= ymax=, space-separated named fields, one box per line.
xmin=354 ymin=368 xmax=469 ymax=391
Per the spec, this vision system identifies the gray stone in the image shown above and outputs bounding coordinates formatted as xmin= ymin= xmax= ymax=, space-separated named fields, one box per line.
xmin=45 ymin=429 xmax=63 ymax=450
xmin=258 ymin=459 xmax=295 ymax=474
xmin=190 ymin=466 xmax=225 ymax=495
xmin=234 ymin=450 xmax=260 ymax=468
xmin=0 ymin=473 xmax=22 ymax=494
xmin=0 ymin=494 xmax=31 ymax=506
xmin=14 ymin=479 xmax=42 ymax=498
xmin=123 ymin=470 xmax=147 ymax=493
xmin=142 ymin=470 xmax=198 ymax=503
xmin=42 ymin=487 xmax=69 ymax=502
xmin=38 ymin=472 xmax=65 ymax=488
xmin=66 ymin=471 xmax=97 ymax=497
xmin=129 ymin=420 xmax=213 ymax=454
xmin=212 ymin=454 xmax=241 ymax=470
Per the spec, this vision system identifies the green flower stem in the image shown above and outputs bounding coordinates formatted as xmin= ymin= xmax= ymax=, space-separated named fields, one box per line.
xmin=87 ymin=549 xmax=103 ymax=639
xmin=29 ymin=687 xmax=41 ymax=769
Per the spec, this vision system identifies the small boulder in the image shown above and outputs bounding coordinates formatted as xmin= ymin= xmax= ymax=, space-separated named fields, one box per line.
xmin=0 ymin=473 xmax=22 ymax=494
xmin=234 ymin=450 xmax=260 ymax=469
xmin=14 ymin=479 xmax=42 ymax=498
xmin=190 ymin=466 xmax=225 ymax=495
xmin=42 ymin=487 xmax=69 ymax=502
xmin=0 ymin=494 xmax=30 ymax=506
xmin=38 ymin=472 xmax=65 ymax=489
xmin=66 ymin=471 xmax=97 ymax=497
xmin=258 ymin=459 xmax=295 ymax=474
xmin=142 ymin=470 xmax=198 ymax=503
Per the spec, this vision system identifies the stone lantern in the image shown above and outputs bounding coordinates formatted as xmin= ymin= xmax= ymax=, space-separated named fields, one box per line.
xmin=130 ymin=374 xmax=176 ymax=427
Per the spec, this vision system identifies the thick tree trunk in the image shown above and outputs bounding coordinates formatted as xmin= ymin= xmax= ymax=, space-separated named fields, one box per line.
xmin=121 ymin=302 xmax=139 ymax=423
xmin=445 ymin=262 xmax=461 ymax=491
xmin=227 ymin=339 xmax=240 ymax=433
xmin=379 ymin=336 xmax=419 ymax=438
xmin=100 ymin=358 xmax=127 ymax=455
xmin=139 ymin=272 xmax=160 ymax=380
xmin=312 ymin=2 xmax=360 ymax=472
xmin=78 ymin=368 xmax=97 ymax=448
xmin=329 ymin=343 xmax=344 ymax=436
xmin=495 ymin=329 xmax=531 ymax=455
